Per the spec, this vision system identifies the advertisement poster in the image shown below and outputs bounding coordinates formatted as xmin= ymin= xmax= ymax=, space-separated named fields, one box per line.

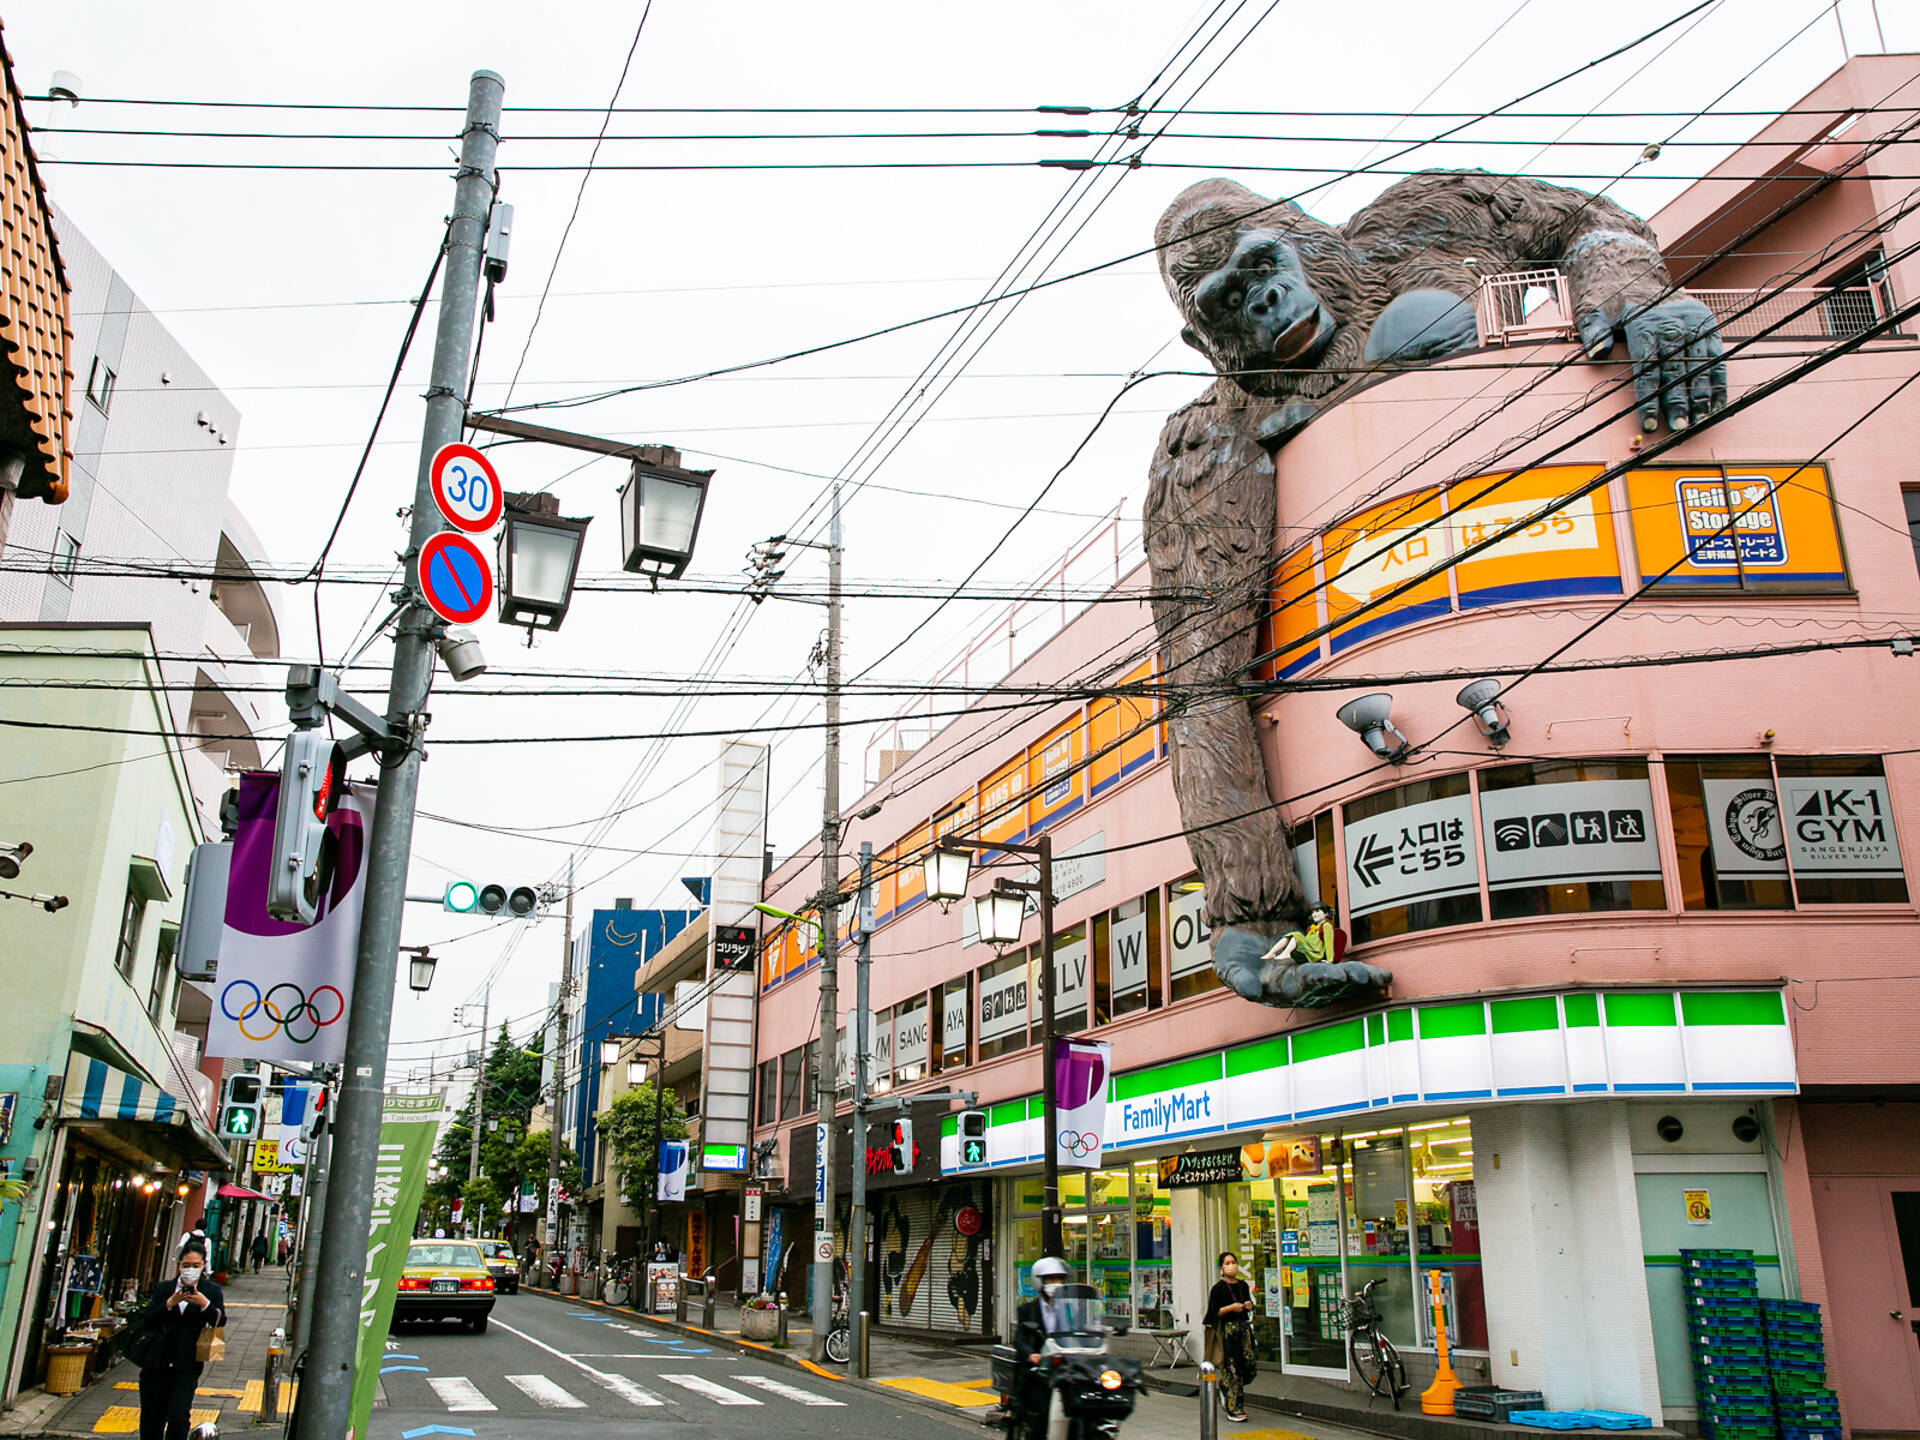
xmin=1168 ymin=886 xmax=1212 ymax=979
xmin=209 ymin=773 xmax=376 ymax=1066
xmin=658 ymin=1140 xmax=690 ymax=1202
xmin=1054 ymin=1038 xmax=1110 ymax=1170
xmin=1702 ymin=777 xmax=1788 ymax=880
xmin=1322 ymin=486 xmax=1452 ymax=652
xmin=347 ymin=1092 xmax=442 ymax=1440
xmin=1343 ymin=792 xmax=1480 ymax=919
xmin=1480 ymin=776 xmax=1661 ymax=891
xmin=1784 ymin=775 xmax=1905 ymax=878
xmin=1626 ymin=464 xmax=1848 ymax=590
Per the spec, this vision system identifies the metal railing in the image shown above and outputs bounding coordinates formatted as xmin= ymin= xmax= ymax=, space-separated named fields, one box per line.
xmin=1472 ymin=268 xmax=1893 ymax=346
xmin=1474 ymin=268 xmax=1572 ymax=345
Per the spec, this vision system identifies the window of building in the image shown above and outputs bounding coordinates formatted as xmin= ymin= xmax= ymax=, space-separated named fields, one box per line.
xmin=1094 ymin=890 xmax=1162 ymax=1023
xmin=976 ymin=948 xmax=1031 ymax=1061
xmin=52 ymin=531 xmax=80 ymax=585
xmin=1664 ymin=756 xmax=1792 ymax=910
xmin=1045 ymin=922 xmax=1090 ymax=1034
xmin=757 ymin=1058 xmax=778 ymax=1126
xmin=1288 ymin=814 xmax=1339 ymax=907
xmin=801 ymin=1038 xmax=818 ymax=1113
xmin=86 ymin=356 xmax=116 ymax=414
xmin=779 ymin=1046 xmax=806 ymax=1121
xmin=934 ymin=975 xmax=969 ymax=1072
xmin=1822 ymin=245 xmax=1893 ymax=333
xmin=114 ymin=880 xmax=146 ymax=979
xmin=1168 ymin=875 xmax=1219 ymax=1002
xmin=147 ymin=926 xmax=177 ymax=1023
xmin=1010 ymin=1167 xmax=1169 ymax=1332
xmin=892 ymin=993 xmax=930 ymax=1084
xmin=1479 ymin=758 xmax=1666 ymax=919
xmin=868 ymin=1007 xmax=895 ymax=1094
xmin=1776 ymin=755 xmax=1909 ymax=904
xmin=1344 ymin=773 xmax=1483 ymax=944
xmin=1905 ymin=488 xmax=1920 ymax=578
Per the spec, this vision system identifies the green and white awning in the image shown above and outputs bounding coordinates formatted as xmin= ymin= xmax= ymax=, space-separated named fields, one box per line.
xmin=938 ymin=988 xmax=1794 ymax=1173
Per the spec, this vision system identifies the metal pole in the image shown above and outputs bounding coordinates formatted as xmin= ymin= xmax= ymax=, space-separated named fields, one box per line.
xmin=856 ymin=1310 xmax=870 ymax=1380
xmin=1199 ymin=1362 xmax=1219 ymax=1440
xmin=809 ymin=482 xmax=843 ymax=1361
xmin=846 ymin=843 xmax=872 ymax=1377
xmin=467 ymin=991 xmax=489 ymax=1188
xmin=1036 ymin=833 xmax=1063 ymax=1259
xmin=298 ymin=69 xmax=502 ymax=1440
xmin=646 ymin=1030 xmax=665 ymax=1252
xmin=288 ymin=1098 xmax=333 ymax=1361
xmin=548 ymin=860 xmax=574 ymax=1255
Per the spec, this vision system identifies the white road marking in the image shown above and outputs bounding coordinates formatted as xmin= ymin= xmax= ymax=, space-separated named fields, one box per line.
xmin=733 ymin=1374 xmax=845 ymax=1406
xmin=426 ymin=1377 xmax=496 ymax=1412
xmin=506 ymin=1375 xmax=586 ymax=1409
xmin=487 ymin=1317 xmax=668 ymax=1407
xmin=659 ymin=1373 xmax=761 ymax=1406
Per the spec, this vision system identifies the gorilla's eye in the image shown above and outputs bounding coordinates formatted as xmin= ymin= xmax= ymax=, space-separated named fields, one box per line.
xmin=1223 ymin=291 xmax=1241 ymax=309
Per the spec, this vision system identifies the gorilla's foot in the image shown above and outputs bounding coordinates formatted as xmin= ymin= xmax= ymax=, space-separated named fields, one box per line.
xmin=1210 ymin=927 xmax=1272 ymax=1002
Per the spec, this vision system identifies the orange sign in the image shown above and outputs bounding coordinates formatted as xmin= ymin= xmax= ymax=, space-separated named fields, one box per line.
xmin=977 ymin=755 xmax=1028 ymax=848
xmin=1027 ymin=716 xmax=1084 ymax=829
xmin=1626 ymin=463 xmax=1848 ymax=590
xmin=1264 ymin=541 xmax=1323 ymax=679
xmin=1321 ymin=487 xmax=1451 ymax=652
xmin=1445 ymin=463 xmax=1621 ymax=607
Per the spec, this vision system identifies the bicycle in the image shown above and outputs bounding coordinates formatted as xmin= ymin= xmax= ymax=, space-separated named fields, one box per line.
xmin=824 ymin=1289 xmax=851 ymax=1364
xmin=1345 ymin=1277 xmax=1408 ymax=1407
xmin=604 ymin=1257 xmax=633 ymax=1307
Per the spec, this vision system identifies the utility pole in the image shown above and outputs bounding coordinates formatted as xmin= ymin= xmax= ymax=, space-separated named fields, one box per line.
xmin=809 ymin=483 xmax=844 ymax=1362
xmin=297 ymin=71 xmax=502 ymax=1440
xmin=546 ymin=860 xmax=574 ymax=1260
xmin=465 ymin=991 xmax=490 ymax=1188
xmin=288 ymin=1067 xmax=335 ymax=1363
xmin=644 ymin=1029 xmax=667 ymax=1251
xmin=846 ymin=843 xmax=872 ymax=1376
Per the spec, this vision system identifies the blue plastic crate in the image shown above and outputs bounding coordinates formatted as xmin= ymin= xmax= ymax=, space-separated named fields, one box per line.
xmin=1681 ymin=1248 xmax=1756 ymax=1264
xmin=1691 ymin=1319 xmax=1765 ymax=1341
xmin=1510 ymin=1411 xmax=1652 ymax=1431
xmin=1759 ymin=1299 xmax=1820 ymax=1314
xmin=1779 ymin=1427 xmax=1839 ymax=1440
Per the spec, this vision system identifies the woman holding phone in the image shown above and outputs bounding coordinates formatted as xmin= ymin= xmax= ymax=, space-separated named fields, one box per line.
xmin=136 ymin=1243 xmax=225 ymax=1440
xmin=1203 ymin=1251 xmax=1256 ymax=1423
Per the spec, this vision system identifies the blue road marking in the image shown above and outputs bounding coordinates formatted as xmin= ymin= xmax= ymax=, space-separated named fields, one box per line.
xmin=384 ymin=1354 xmax=421 ymax=1361
xmin=380 ymin=1365 xmax=429 ymax=1375
xmin=401 ymin=1427 xmax=475 ymax=1439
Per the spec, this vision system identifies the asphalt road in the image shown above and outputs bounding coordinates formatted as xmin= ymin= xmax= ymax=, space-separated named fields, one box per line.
xmin=372 ymin=1288 xmax=978 ymax=1440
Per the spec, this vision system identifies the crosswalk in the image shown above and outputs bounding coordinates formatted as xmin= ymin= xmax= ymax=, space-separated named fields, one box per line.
xmin=398 ymin=1369 xmax=846 ymax=1413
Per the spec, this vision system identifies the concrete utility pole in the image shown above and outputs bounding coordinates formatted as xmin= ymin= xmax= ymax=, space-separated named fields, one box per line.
xmin=846 ymin=843 xmax=872 ymax=1376
xmin=809 ymin=483 xmax=844 ymax=1362
xmin=288 ymin=1067 xmax=335 ymax=1362
xmin=465 ymin=991 xmax=490 ymax=1188
xmin=297 ymin=71 xmax=502 ymax=1440
xmin=548 ymin=860 xmax=574 ymax=1251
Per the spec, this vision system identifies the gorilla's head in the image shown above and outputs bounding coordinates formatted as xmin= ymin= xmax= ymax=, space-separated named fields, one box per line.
xmin=1157 ymin=179 xmax=1365 ymax=398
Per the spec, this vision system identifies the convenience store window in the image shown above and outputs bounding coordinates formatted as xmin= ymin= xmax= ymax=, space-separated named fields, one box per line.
xmin=1663 ymin=756 xmax=1793 ymax=911
xmin=1010 ymin=1165 xmax=1177 ymax=1331
xmin=1776 ymin=755 xmax=1910 ymax=904
xmin=1093 ymin=891 xmax=1163 ymax=1024
xmin=1478 ymin=758 xmax=1667 ymax=919
xmin=1343 ymin=774 xmax=1483 ymax=944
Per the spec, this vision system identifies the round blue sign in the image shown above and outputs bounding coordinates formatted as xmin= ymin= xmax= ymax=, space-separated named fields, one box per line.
xmin=418 ymin=531 xmax=493 ymax=625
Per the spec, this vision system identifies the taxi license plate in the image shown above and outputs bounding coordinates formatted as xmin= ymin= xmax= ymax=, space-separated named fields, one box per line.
xmin=431 ymin=1279 xmax=458 ymax=1294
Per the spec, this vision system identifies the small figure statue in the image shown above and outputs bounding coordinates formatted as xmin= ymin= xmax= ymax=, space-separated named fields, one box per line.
xmin=1214 ymin=900 xmax=1392 ymax=1009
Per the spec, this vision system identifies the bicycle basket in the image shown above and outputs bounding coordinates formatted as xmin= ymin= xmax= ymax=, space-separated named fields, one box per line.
xmin=1343 ymin=1295 xmax=1379 ymax=1331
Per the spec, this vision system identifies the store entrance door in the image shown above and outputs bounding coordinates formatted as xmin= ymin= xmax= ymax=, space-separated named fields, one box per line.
xmin=1217 ymin=1172 xmax=1347 ymax=1380
xmin=1813 ymin=1179 xmax=1920 ymax=1433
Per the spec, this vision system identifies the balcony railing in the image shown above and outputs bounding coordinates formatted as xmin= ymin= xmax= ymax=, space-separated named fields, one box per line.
xmin=1473 ymin=267 xmax=1892 ymax=346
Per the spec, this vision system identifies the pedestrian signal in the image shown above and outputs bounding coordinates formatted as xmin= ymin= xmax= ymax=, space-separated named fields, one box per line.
xmin=220 ymin=1073 xmax=262 ymax=1139
xmin=958 ymin=1109 xmax=987 ymax=1167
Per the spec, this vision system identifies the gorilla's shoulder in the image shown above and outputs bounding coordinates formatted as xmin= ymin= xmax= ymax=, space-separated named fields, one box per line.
xmin=1156 ymin=381 xmax=1268 ymax=459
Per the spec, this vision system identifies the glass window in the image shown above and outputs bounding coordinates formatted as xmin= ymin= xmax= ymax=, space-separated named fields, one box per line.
xmin=892 ymin=993 xmax=929 ymax=1084
xmin=801 ymin=1039 xmax=818 ymax=1113
xmin=1095 ymin=891 xmax=1162 ymax=1024
xmin=868 ymin=1007 xmax=894 ymax=1094
xmin=147 ymin=927 xmax=176 ymax=1023
xmin=86 ymin=356 xmax=116 ymax=413
xmin=1344 ymin=774 xmax=1482 ymax=944
xmin=935 ymin=976 xmax=969 ymax=1072
xmin=1906 ymin=488 xmax=1920 ymax=578
xmin=976 ymin=948 xmax=1030 ymax=1061
xmin=1776 ymin=755 xmax=1909 ymax=904
xmin=1168 ymin=876 xmax=1219 ymax=1001
xmin=1664 ymin=756 xmax=1792 ymax=910
xmin=757 ymin=1059 xmax=778 ymax=1124
xmin=1045 ymin=923 xmax=1090 ymax=1035
xmin=1408 ymin=1118 xmax=1487 ymax=1350
xmin=1131 ymin=1161 xmax=1172 ymax=1328
xmin=1343 ymin=1131 xmax=1416 ymax=1348
xmin=114 ymin=881 xmax=145 ymax=979
xmin=1287 ymin=814 xmax=1338 ymax=907
xmin=1479 ymin=758 xmax=1666 ymax=919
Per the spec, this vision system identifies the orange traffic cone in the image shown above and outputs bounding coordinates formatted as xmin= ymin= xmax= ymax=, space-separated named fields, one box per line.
xmin=1421 ymin=1269 xmax=1461 ymax=1416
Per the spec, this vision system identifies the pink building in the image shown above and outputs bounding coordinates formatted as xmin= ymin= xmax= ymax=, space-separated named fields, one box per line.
xmin=750 ymin=54 xmax=1920 ymax=1432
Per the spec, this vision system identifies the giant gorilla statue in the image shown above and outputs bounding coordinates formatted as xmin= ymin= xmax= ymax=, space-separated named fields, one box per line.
xmin=1144 ymin=170 xmax=1725 ymax=1008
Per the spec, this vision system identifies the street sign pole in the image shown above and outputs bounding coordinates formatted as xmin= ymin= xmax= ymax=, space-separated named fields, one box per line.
xmin=297 ymin=70 xmax=503 ymax=1440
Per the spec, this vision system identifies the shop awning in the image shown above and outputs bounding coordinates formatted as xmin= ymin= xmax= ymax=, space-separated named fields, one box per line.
xmin=217 ymin=1183 xmax=275 ymax=1202
xmin=59 ymin=1053 xmax=230 ymax=1171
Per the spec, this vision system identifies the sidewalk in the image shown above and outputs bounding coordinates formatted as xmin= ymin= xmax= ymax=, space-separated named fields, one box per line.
xmin=6 ymin=1268 xmax=295 ymax=1438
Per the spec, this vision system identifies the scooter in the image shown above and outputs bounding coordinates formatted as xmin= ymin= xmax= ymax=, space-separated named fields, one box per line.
xmin=991 ymin=1286 xmax=1144 ymax=1440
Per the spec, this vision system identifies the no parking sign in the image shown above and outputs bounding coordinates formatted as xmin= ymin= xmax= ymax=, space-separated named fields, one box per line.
xmin=418 ymin=531 xmax=493 ymax=625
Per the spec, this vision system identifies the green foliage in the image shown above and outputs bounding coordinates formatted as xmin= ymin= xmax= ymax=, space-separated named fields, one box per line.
xmin=0 ymin=1177 xmax=27 ymax=1209
xmin=597 ymin=1082 xmax=688 ymax=1205
xmin=424 ymin=1021 xmax=570 ymax=1227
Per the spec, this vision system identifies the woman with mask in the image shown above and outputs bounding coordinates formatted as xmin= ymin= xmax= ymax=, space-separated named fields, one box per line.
xmin=1203 ymin=1251 xmax=1255 ymax=1423
xmin=136 ymin=1244 xmax=225 ymax=1440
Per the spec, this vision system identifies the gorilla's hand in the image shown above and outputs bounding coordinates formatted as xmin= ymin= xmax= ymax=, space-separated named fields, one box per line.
xmin=1579 ymin=296 xmax=1726 ymax=432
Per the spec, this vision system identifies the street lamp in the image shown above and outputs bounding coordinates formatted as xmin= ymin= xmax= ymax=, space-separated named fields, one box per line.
xmin=923 ymin=847 xmax=971 ymax=909
xmin=627 ymin=1060 xmax=649 ymax=1086
xmin=600 ymin=1039 xmax=621 ymax=1066
xmin=403 ymin=946 xmax=437 ymax=993
xmin=974 ymin=886 xmax=1027 ymax=947
xmin=497 ymin=491 xmax=590 ymax=633
xmin=618 ymin=458 xmax=712 ymax=581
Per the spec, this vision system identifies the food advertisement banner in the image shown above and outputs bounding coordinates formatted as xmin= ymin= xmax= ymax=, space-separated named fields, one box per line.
xmin=1626 ymin=463 xmax=1847 ymax=589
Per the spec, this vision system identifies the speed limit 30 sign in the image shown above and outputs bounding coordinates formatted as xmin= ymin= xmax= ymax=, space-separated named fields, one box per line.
xmin=429 ymin=442 xmax=503 ymax=533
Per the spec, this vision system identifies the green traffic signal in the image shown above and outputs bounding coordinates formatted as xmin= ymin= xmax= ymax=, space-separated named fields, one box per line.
xmin=444 ymin=880 xmax=481 ymax=913
xmin=962 ymin=1139 xmax=986 ymax=1165
xmin=221 ymin=1105 xmax=257 ymax=1138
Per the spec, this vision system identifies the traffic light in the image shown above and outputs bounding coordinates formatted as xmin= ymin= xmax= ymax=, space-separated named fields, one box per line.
xmin=268 ymin=730 xmax=343 ymax=925
xmin=441 ymin=880 xmax=539 ymax=917
xmin=889 ymin=1117 xmax=914 ymax=1174
xmin=301 ymin=1086 xmax=329 ymax=1141
xmin=220 ymin=1074 xmax=262 ymax=1140
xmin=958 ymin=1110 xmax=987 ymax=1167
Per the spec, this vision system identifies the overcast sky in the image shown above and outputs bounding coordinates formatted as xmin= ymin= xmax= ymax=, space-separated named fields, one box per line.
xmin=13 ymin=0 xmax=1910 ymax=1085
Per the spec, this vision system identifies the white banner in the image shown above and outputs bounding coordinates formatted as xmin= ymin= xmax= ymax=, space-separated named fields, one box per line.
xmin=942 ymin=985 xmax=968 ymax=1058
xmin=1110 ymin=912 xmax=1148 ymax=1000
xmin=1344 ymin=791 xmax=1479 ymax=918
xmin=658 ymin=1140 xmax=691 ymax=1202
xmin=1480 ymin=777 xmax=1660 ymax=891
xmin=977 ymin=965 xmax=1029 ymax=1044
xmin=208 ymin=774 xmax=376 ymax=1066
xmin=1785 ymin=775 xmax=1904 ymax=877
xmin=892 ymin=1001 xmax=929 ymax=1078
xmin=1702 ymin=777 xmax=1788 ymax=880
xmin=1169 ymin=886 xmax=1212 ymax=979
xmin=1053 ymin=1038 xmax=1110 ymax=1170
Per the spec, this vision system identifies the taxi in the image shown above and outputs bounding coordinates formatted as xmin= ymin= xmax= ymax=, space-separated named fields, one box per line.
xmin=480 ymin=1238 xmax=519 ymax=1295
xmin=394 ymin=1240 xmax=495 ymax=1332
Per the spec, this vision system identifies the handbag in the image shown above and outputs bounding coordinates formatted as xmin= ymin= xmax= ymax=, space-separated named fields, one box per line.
xmin=121 ymin=1310 xmax=162 ymax=1370
xmin=194 ymin=1323 xmax=225 ymax=1364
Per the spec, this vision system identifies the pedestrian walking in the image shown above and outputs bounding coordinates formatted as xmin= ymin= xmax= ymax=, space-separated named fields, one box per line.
xmin=249 ymin=1233 xmax=268 ymax=1273
xmin=277 ymin=1236 xmax=290 ymax=1266
xmin=1203 ymin=1251 xmax=1256 ymax=1423
xmin=134 ymin=1244 xmax=225 ymax=1440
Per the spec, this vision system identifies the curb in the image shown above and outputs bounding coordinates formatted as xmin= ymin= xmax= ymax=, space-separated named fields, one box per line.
xmin=518 ymin=1285 xmax=995 ymax=1428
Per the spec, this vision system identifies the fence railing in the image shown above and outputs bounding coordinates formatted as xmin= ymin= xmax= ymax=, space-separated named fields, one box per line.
xmin=1473 ymin=268 xmax=1892 ymax=345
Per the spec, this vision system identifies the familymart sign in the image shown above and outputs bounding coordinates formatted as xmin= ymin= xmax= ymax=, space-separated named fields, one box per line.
xmin=937 ymin=988 xmax=1794 ymax=1173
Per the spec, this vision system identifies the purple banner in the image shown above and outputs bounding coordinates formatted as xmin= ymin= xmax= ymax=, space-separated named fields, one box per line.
xmin=1052 ymin=1037 xmax=1110 ymax=1170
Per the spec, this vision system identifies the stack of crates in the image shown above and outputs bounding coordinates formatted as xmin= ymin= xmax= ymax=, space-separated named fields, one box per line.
xmin=1760 ymin=1299 xmax=1841 ymax=1440
xmin=1680 ymin=1249 xmax=1773 ymax=1440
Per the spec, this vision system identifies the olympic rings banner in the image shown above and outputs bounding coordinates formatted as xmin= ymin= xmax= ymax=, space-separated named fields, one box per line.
xmin=207 ymin=772 xmax=376 ymax=1066
xmin=1052 ymin=1037 xmax=1110 ymax=1171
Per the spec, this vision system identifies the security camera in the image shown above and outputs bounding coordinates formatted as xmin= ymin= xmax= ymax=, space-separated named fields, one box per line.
xmin=435 ymin=627 xmax=487 ymax=683
xmin=0 ymin=841 xmax=31 ymax=880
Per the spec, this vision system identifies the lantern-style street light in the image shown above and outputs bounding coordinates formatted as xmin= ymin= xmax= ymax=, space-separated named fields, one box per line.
xmin=974 ymin=885 xmax=1027 ymax=947
xmin=601 ymin=1039 xmax=621 ymax=1066
xmin=923 ymin=847 xmax=972 ymax=910
xmin=619 ymin=456 xmax=712 ymax=582
xmin=497 ymin=491 xmax=591 ymax=633
xmin=403 ymin=945 xmax=437 ymax=993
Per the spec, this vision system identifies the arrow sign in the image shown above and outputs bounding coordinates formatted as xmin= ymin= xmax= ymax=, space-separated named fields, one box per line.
xmin=417 ymin=531 xmax=493 ymax=625
xmin=1350 ymin=832 xmax=1396 ymax=889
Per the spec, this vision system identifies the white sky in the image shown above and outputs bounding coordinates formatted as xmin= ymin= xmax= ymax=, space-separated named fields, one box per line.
xmin=12 ymin=0 xmax=1910 ymax=1085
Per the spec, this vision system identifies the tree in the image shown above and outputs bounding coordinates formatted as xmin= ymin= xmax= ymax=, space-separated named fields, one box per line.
xmin=427 ymin=1022 xmax=557 ymax=1236
xmin=597 ymin=1082 xmax=689 ymax=1210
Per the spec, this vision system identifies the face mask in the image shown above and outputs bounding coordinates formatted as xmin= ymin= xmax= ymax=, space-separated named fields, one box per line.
xmin=180 ymin=1267 xmax=203 ymax=1285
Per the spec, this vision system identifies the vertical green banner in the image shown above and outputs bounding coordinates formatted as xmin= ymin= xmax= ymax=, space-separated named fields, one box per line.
xmin=348 ymin=1092 xmax=444 ymax=1440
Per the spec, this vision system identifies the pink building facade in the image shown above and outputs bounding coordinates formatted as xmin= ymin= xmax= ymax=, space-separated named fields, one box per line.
xmin=749 ymin=55 xmax=1920 ymax=1431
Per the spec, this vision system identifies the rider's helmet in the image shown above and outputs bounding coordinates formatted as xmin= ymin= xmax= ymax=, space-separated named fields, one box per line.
xmin=1031 ymin=1256 xmax=1068 ymax=1289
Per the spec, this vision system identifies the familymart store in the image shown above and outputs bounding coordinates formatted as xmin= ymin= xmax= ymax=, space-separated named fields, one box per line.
xmin=940 ymin=989 xmax=1801 ymax=1412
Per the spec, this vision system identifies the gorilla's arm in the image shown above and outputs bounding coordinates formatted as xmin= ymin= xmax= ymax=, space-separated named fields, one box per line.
xmin=1144 ymin=385 xmax=1306 ymax=941
xmin=1346 ymin=170 xmax=1726 ymax=429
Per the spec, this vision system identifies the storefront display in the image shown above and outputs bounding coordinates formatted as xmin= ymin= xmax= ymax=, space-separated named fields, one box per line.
xmin=1009 ymin=1162 xmax=1173 ymax=1329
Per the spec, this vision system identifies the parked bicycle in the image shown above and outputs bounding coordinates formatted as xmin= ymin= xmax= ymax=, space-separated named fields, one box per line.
xmin=824 ymin=1289 xmax=851 ymax=1365
xmin=1346 ymin=1277 xmax=1408 ymax=1407
xmin=603 ymin=1256 xmax=633 ymax=1307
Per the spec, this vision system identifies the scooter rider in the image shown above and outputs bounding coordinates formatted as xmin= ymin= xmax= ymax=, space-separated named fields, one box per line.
xmin=1012 ymin=1257 xmax=1070 ymax=1440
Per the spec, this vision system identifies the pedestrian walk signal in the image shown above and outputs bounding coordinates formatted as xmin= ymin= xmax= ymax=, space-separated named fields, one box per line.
xmin=443 ymin=880 xmax=539 ymax=917
xmin=220 ymin=1074 xmax=261 ymax=1139
xmin=958 ymin=1109 xmax=987 ymax=1167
